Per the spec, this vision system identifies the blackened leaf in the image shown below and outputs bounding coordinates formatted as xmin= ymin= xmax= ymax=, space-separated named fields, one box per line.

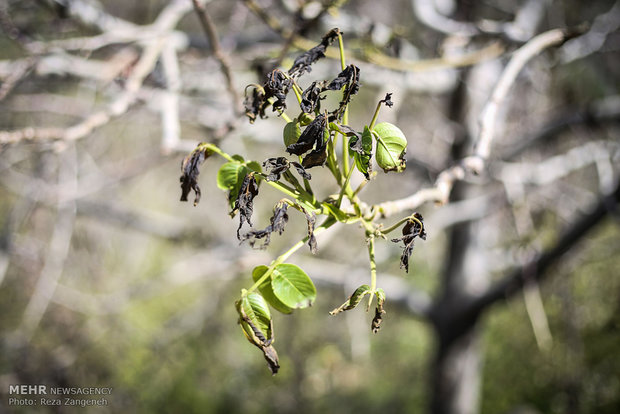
xmin=263 ymin=157 xmax=290 ymax=182
xmin=329 ymin=284 xmax=371 ymax=315
xmin=391 ymin=213 xmax=427 ymax=273
xmin=374 ymin=122 xmax=407 ymax=173
xmin=327 ymin=64 xmax=361 ymax=119
xmin=283 ymin=119 xmax=302 ymax=147
xmin=304 ymin=209 xmax=317 ymax=254
xmin=180 ymin=144 xmax=214 ymax=206
xmin=264 ymin=69 xmax=291 ymax=112
xmin=300 ymin=81 xmax=327 ymax=113
xmin=286 ymin=113 xmax=326 ymax=156
xmin=371 ymin=288 xmax=386 ymax=333
xmin=252 ymin=265 xmax=293 ymax=314
xmin=380 ymin=92 xmax=394 ymax=108
xmin=270 ymin=264 xmax=316 ymax=309
xmin=288 ymin=28 xmax=340 ymax=78
xmin=241 ymin=201 xmax=289 ymax=248
xmin=301 ymin=148 xmax=327 ymax=168
xmin=244 ymin=85 xmax=266 ymax=123
xmin=235 ymin=173 xmax=259 ymax=239
xmin=330 ymin=122 xmax=360 ymax=139
xmin=290 ymin=162 xmax=312 ymax=180
xmin=261 ymin=345 xmax=280 ymax=375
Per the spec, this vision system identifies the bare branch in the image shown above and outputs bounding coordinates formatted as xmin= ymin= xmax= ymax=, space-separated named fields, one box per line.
xmin=192 ymin=0 xmax=240 ymax=114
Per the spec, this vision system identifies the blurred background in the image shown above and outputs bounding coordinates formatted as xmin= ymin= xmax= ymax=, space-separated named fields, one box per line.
xmin=0 ymin=0 xmax=619 ymax=413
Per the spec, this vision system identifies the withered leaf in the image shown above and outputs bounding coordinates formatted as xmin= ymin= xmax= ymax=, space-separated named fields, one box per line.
xmin=244 ymin=86 xmax=267 ymax=124
xmin=301 ymin=148 xmax=327 ymax=169
xmin=265 ymin=69 xmax=291 ymax=112
xmin=286 ymin=114 xmax=326 ymax=156
xmin=261 ymin=344 xmax=280 ymax=375
xmin=380 ymin=92 xmax=394 ymax=108
xmin=288 ymin=28 xmax=340 ymax=78
xmin=180 ymin=144 xmax=213 ymax=206
xmin=291 ymin=161 xmax=311 ymax=180
xmin=371 ymin=304 xmax=385 ymax=333
xmin=263 ymin=157 xmax=312 ymax=181
xmin=372 ymin=288 xmax=386 ymax=333
xmin=390 ymin=213 xmax=427 ymax=273
xmin=303 ymin=208 xmax=317 ymax=254
xmin=300 ymin=81 xmax=326 ymax=113
xmin=327 ymin=64 xmax=360 ymax=119
xmin=235 ymin=173 xmax=259 ymax=239
xmin=263 ymin=157 xmax=290 ymax=182
xmin=241 ymin=202 xmax=289 ymax=249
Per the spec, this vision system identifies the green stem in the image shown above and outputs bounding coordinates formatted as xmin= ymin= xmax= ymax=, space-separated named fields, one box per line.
xmin=369 ymin=100 xmax=383 ymax=130
xmin=336 ymin=160 xmax=355 ymax=207
xmin=281 ymin=112 xmax=293 ymax=123
xmin=201 ymin=143 xmax=235 ymax=162
xmin=246 ymin=217 xmax=337 ymax=295
xmin=367 ymin=233 xmax=377 ymax=310
xmin=337 ymin=32 xmax=351 ymax=177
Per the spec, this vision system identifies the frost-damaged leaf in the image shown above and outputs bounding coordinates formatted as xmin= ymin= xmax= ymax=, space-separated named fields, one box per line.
xmin=295 ymin=204 xmax=317 ymax=253
xmin=329 ymin=284 xmax=371 ymax=315
xmin=300 ymin=81 xmax=327 ymax=114
xmin=349 ymin=126 xmax=372 ymax=179
xmin=180 ymin=144 xmax=214 ymax=206
xmin=288 ymin=28 xmax=340 ymax=78
xmin=243 ymin=69 xmax=292 ymax=123
xmin=236 ymin=292 xmax=280 ymax=374
xmin=244 ymin=85 xmax=267 ymax=123
xmin=263 ymin=157 xmax=311 ymax=181
xmin=380 ymin=92 xmax=393 ymax=108
xmin=271 ymin=264 xmax=316 ymax=309
xmin=286 ymin=114 xmax=328 ymax=169
xmin=328 ymin=64 xmax=360 ymax=120
xmin=371 ymin=288 xmax=386 ymax=333
xmin=374 ymin=122 xmax=407 ymax=173
xmin=241 ymin=201 xmax=289 ymax=248
xmin=391 ymin=213 xmax=427 ymax=273
xmin=252 ymin=265 xmax=293 ymax=314
xmin=234 ymin=173 xmax=259 ymax=239
xmin=265 ymin=69 xmax=291 ymax=112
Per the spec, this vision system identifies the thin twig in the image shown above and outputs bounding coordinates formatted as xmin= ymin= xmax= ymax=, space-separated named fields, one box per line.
xmin=372 ymin=27 xmax=586 ymax=218
xmin=192 ymin=0 xmax=240 ymax=114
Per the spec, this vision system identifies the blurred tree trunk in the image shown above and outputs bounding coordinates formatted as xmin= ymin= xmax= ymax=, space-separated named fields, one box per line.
xmin=428 ymin=69 xmax=487 ymax=413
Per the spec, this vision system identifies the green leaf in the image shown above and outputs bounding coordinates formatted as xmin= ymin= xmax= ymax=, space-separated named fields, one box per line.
xmin=252 ymin=265 xmax=293 ymax=314
xmin=373 ymin=122 xmax=407 ymax=173
xmin=236 ymin=292 xmax=273 ymax=344
xmin=349 ymin=126 xmax=372 ymax=179
xmin=329 ymin=284 xmax=371 ymax=315
xmin=283 ymin=119 xmax=302 ymax=147
xmin=217 ymin=161 xmax=251 ymax=211
xmin=271 ymin=264 xmax=316 ymax=309
xmin=247 ymin=161 xmax=262 ymax=173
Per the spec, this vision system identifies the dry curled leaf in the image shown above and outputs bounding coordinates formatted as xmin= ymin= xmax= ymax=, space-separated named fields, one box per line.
xmin=286 ymin=114 xmax=328 ymax=168
xmin=262 ymin=157 xmax=311 ymax=181
xmin=288 ymin=28 xmax=340 ymax=78
xmin=390 ymin=213 xmax=427 ymax=273
xmin=234 ymin=173 xmax=259 ymax=239
xmin=179 ymin=144 xmax=213 ymax=206
xmin=241 ymin=201 xmax=289 ymax=249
